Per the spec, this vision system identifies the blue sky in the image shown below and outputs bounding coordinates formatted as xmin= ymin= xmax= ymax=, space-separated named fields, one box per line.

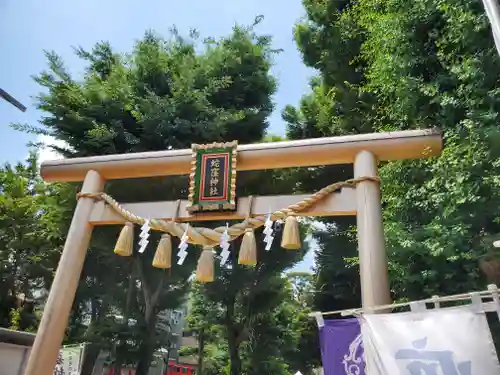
xmin=0 ymin=0 xmax=313 ymax=163
xmin=0 ymin=0 xmax=315 ymax=271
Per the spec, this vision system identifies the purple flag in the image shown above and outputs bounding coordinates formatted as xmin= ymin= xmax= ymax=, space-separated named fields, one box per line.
xmin=319 ymin=318 xmax=365 ymax=375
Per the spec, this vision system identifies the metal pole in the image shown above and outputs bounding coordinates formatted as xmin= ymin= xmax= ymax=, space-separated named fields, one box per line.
xmin=0 ymin=88 xmax=26 ymax=112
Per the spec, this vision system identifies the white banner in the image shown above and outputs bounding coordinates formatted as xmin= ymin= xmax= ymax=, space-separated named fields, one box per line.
xmin=53 ymin=345 xmax=85 ymax=375
xmin=360 ymin=307 xmax=500 ymax=375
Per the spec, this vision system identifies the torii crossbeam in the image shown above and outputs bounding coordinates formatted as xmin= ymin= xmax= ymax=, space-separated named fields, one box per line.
xmin=26 ymin=129 xmax=442 ymax=375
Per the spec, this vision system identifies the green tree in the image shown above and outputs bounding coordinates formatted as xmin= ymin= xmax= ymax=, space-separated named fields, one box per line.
xmin=188 ymin=266 xmax=320 ymax=375
xmin=286 ymin=0 xmax=500 ymax=313
xmin=194 ymin=238 xmax=307 ymax=375
xmin=281 ymin=0 xmax=372 ymax=313
xmin=0 ymin=152 xmax=71 ymax=331
xmin=354 ymin=0 xmax=500 ymax=299
xmin=16 ymin=19 xmax=280 ymax=375
xmin=280 ymin=272 xmax=320 ymax=375
xmin=186 ymin=283 xmax=225 ymax=375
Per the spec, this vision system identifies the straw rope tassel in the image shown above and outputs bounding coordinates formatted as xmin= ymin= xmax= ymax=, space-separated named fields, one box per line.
xmin=152 ymin=234 xmax=172 ymax=268
xmin=238 ymin=196 xmax=257 ymax=266
xmin=152 ymin=199 xmax=179 ymax=268
xmin=114 ymin=222 xmax=134 ymax=256
xmin=281 ymin=214 xmax=301 ymax=249
xmin=196 ymin=246 xmax=215 ymax=282
xmin=239 ymin=228 xmax=257 ymax=265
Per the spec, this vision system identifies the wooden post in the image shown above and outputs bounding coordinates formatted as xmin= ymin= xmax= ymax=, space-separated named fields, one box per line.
xmin=354 ymin=151 xmax=391 ymax=308
xmin=24 ymin=170 xmax=105 ymax=375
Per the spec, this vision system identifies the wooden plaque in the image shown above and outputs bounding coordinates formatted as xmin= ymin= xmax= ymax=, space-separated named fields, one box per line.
xmin=187 ymin=141 xmax=238 ymax=213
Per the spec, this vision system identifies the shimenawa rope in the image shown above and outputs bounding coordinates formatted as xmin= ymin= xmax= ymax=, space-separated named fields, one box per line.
xmin=77 ymin=176 xmax=379 ymax=246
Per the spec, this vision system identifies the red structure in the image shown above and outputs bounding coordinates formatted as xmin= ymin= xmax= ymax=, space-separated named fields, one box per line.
xmin=103 ymin=367 xmax=134 ymax=375
xmin=103 ymin=361 xmax=196 ymax=375
xmin=165 ymin=361 xmax=197 ymax=375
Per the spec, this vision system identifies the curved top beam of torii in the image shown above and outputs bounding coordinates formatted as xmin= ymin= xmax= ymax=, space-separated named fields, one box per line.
xmin=40 ymin=128 xmax=442 ymax=182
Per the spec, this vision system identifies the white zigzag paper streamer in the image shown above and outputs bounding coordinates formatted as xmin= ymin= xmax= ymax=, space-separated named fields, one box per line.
xmin=138 ymin=220 xmax=150 ymax=253
xmin=263 ymin=213 xmax=274 ymax=251
xmin=220 ymin=224 xmax=230 ymax=266
xmin=177 ymin=225 xmax=189 ymax=265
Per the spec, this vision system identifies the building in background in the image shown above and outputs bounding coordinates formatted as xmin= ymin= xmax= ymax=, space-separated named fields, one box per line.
xmin=157 ymin=305 xmax=187 ymax=362
xmin=100 ymin=301 xmax=198 ymax=375
xmin=158 ymin=303 xmax=198 ymax=374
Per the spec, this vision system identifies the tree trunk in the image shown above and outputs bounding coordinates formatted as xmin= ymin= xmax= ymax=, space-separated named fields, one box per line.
xmin=113 ymin=353 xmax=124 ymax=375
xmin=80 ymin=343 xmax=101 ymax=375
xmin=113 ymin=264 xmax=136 ymax=375
xmin=227 ymin=328 xmax=241 ymax=375
xmin=80 ymin=293 xmax=104 ymax=375
xmin=197 ymin=328 xmax=205 ymax=375
xmin=225 ymin=300 xmax=241 ymax=375
xmin=135 ymin=258 xmax=165 ymax=375
xmin=135 ymin=312 xmax=158 ymax=375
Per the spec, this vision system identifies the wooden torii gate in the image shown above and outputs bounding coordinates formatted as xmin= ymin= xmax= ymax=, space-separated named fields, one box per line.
xmin=25 ymin=128 xmax=442 ymax=375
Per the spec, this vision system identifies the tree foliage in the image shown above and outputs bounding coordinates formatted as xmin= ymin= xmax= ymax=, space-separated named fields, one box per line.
xmin=188 ymin=271 xmax=319 ymax=375
xmin=13 ymin=19 xmax=292 ymax=375
xmin=285 ymin=0 xmax=500 ymax=313
xmin=0 ymin=153 xmax=71 ymax=331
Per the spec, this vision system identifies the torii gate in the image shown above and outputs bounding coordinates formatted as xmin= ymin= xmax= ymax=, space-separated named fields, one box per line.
xmin=25 ymin=128 xmax=442 ymax=375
